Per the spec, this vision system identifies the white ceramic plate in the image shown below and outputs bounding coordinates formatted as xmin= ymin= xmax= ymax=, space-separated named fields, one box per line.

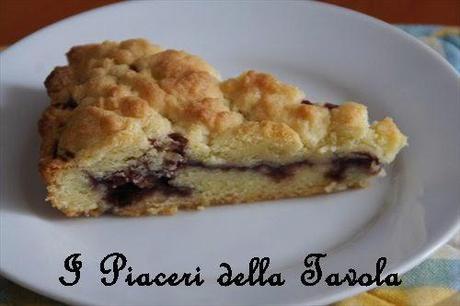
xmin=1 ymin=1 xmax=459 ymax=305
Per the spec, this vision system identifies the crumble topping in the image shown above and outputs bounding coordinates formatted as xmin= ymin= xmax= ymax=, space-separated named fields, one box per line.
xmin=39 ymin=39 xmax=407 ymax=179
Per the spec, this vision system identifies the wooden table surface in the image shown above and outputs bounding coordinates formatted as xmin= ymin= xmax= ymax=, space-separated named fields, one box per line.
xmin=1 ymin=0 xmax=459 ymax=46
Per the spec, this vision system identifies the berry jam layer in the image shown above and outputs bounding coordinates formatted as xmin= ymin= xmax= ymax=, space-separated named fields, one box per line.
xmin=88 ymin=134 xmax=381 ymax=207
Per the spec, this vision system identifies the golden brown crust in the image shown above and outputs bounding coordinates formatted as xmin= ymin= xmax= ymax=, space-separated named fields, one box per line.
xmin=38 ymin=39 xmax=408 ymax=217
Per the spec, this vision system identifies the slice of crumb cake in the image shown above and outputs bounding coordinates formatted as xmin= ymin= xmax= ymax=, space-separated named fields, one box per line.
xmin=38 ymin=39 xmax=407 ymax=217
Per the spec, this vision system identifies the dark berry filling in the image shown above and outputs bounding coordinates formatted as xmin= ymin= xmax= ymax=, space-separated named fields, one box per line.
xmin=326 ymin=152 xmax=381 ymax=181
xmin=324 ymin=102 xmax=339 ymax=109
xmin=300 ymin=100 xmax=339 ymax=109
xmin=90 ymin=133 xmax=381 ymax=207
xmin=167 ymin=133 xmax=188 ymax=154
xmin=91 ymin=172 xmax=192 ymax=208
xmin=90 ymin=133 xmax=191 ymax=207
